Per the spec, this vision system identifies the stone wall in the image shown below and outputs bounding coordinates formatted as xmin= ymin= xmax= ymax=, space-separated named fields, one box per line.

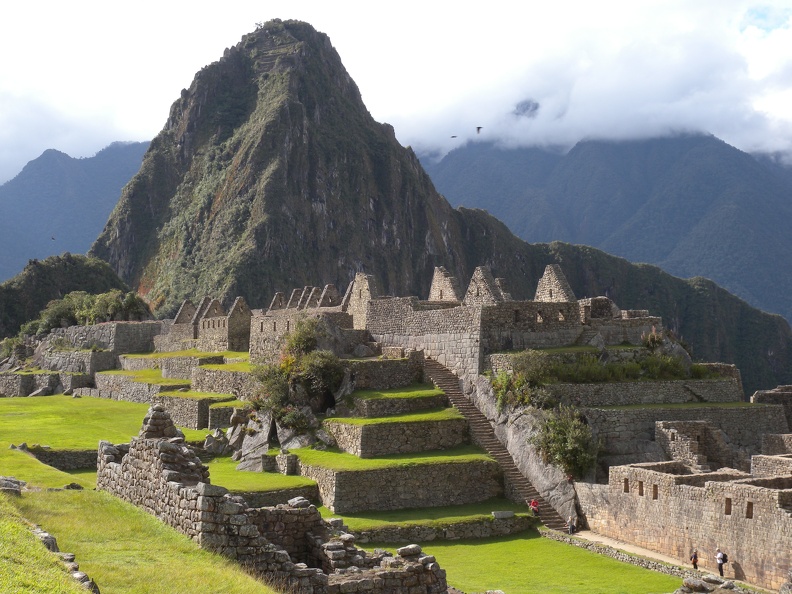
xmin=297 ymin=460 xmax=502 ymax=513
xmin=763 ymin=434 xmax=792 ymax=455
xmin=191 ymin=367 xmax=259 ymax=401
xmin=751 ymin=454 xmax=792 ymax=477
xmin=28 ymin=448 xmax=97 ymax=471
xmin=577 ymin=462 xmax=792 ymax=590
xmin=151 ymin=393 xmax=235 ymax=430
xmin=57 ymin=321 xmax=164 ymax=354
xmin=545 ymin=378 xmax=743 ymax=407
xmin=0 ymin=372 xmax=61 ymax=397
xmin=348 ymin=352 xmax=424 ymax=390
xmin=119 ymin=356 xmax=159 ymax=371
xmin=160 ymin=356 xmax=224 ymax=379
xmin=249 ymin=311 xmax=357 ymax=363
xmin=351 ymin=514 xmax=532 ymax=544
xmin=752 ymin=387 xmax=792 ymax=434
xmin=38 ymin=350 xmax=117 ymax=375
xmin=324 ymin=417 xmax=468 ymax=457
xmin=342 ymin=392 xmax=448 ymax=418
xmin=584 ymin=403 xmax=790 ymax=471
xmin=94 ymin=373 xmax=186 ymax=403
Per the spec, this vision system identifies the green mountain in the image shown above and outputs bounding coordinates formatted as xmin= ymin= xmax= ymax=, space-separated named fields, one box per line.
xmin=0 ymin=253 xmax=128 ymax=338
xmin=0 ymin=141 xmax=149 ymax=281
xmin=420 ymin=137 xmax=792 ymax=322
xmin=89 ymin=20 xmax=792 ymax=395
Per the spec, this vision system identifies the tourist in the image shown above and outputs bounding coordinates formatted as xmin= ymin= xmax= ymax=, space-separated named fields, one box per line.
xmin=567 ymin=515 xmax=576 ymax=535
xmin=716 ymin=548 xmax=725 ymax=576
xmin=530 ymin=499 xmax=539 ymax=516
xmin=690 ymin=549 xmax=698 ymax=570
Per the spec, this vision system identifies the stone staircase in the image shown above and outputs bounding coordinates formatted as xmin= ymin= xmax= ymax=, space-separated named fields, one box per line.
xmin=424 ymin=359 xmax=568 ymax=531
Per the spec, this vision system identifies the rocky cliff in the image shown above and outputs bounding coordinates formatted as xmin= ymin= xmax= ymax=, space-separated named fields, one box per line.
xmin=90 ymin=20 xmax=792 ymax=394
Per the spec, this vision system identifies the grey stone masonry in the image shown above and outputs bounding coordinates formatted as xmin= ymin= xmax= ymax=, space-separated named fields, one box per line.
xmin=191 ymin=366 xmax=259 ymax=401
xmin=545 ymin=378 xmax=743 ymax=407
xmin=341 ymin=391 xmax=449 ymax=418
xmin=39 ymin=349 xmax=117 ymax=375
xmin=297 ymin=459 xmax=503 ymax=513
xmin=578 ymin=461 xmax=792 ymax=591
xmin=427 ymin=266 xmax=462 ymax=302
xmin=347 ymin=351 xmax=424 ymax=390
xmin=55 ymin=321 xmax=164 ymax=354
xmin=94 ymin=373 xmax=189 ymax=403
xmin=763 ymin=433 xmax=792 ymax=454
xmin=152 ymin=393 xmax=236 ymax=430
xmin=324 ymin=416 xmax=469 ymax=457
xmin=351 ymin=513 xmax=533 ymax=543
xmin=534 ymin=264 xmax=576 ymax=302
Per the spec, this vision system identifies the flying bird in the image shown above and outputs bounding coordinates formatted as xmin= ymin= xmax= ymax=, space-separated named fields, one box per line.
xmin=450 ymin=135 xmax=457 ymax=138
xmin=476 ymin=127 xmax=482 ymax=134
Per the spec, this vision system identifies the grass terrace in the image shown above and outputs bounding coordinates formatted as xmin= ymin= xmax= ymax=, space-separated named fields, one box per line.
xmin=317 ymin=498 xmax=531 ymax=532
xmin=200 ymin=361 xmax=253 ymax=373
xmin=209 ymin=399 xmax=248 ymax=409
xmin=292 ymin=445 xmax=492 ymax=472
xmin=206 ymin=457 xmax=316 ymax=492
xmin=10 ymin=490 xmax=278 ymax=594
xmin=0 ymin=494 xmax=86 ymax=594
xmin=351 ymin=384 xmax=443 ymax=400
xmin=157 ymin=390 xmax=236 ymax=402
xmin=595 ymin=401 xmax=760 ymax=411
xmin=367 ymin=532 xmax=681 ymax=594
xmin=97 ymin=368 xmax=190 ymax=386
xmin=325 ymin=408 xmax=462 ymax=425
xmin=0 ymin=395 xmax=208 ymax=449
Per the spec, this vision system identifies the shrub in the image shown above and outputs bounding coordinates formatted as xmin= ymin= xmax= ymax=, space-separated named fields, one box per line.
xmin=293 ymin=350 xmax=344 ymax=399
xmin=511 ymin=350 xmax=552 ymax=386
xmin=252 ymin=364 xmax=289 ymax=408
xmin=282 ymin=317 xmax=321 ymax=356
xmin=530 ymin=405 xmax=598 ymax=479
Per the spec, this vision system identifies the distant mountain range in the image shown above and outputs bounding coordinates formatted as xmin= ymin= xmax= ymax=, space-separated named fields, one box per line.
xmin=420 ymin=136 xmax=792 ymax=322
xmin=0 ymin=141 xmax=149 ymax=281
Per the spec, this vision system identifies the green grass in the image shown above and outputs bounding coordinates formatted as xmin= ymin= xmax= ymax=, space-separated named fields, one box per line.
xmin=209 ymin=399 xmax=248 ymax=409
xmin=124 ymin=350 xmax=249 ymax=361
xmin=318 ymin=497 xmax=531 ymax=531
xmin=0 ymin=494 xmax=86 ymax=594
xmin=367 ymin=532 xmax=681 ymax=594
xmin=158 ymin=390 xmax=236 ymax=402
xmin=200 ymin=362 xmax=252 ymax=373
xmin=0 ymin=395 xmax=208 ymax=450
xmin=351 ymin=384 xmax=443 ymax=400
xmin=293 ymin=445 xmax=492 ymax=471
xmin=325 ymin=407 xmax=462 ymax=426
xmin=10 ymin=490 xmax=278 ymax=594
xmin=97 ymin=368 xmax=190 ymax=386
xmin=206 ymin=457 xmax=316 ymax=492
xmin=0 ymin=447 xmax=95 ymax=489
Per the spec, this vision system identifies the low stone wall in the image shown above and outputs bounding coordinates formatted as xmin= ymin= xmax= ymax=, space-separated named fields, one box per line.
xmin=344 ymin=392 xmax=448 ymax=418
xmin=161 ymin=356 xmax=224 ymax=379
xmin=58 ymin=321 xmax=164 ymax=354
xmin=547 ymin=378 xmax=743 ymax=407
xmin=153 ymin=335 xmax=198 ymax=353
xmin=59 ymin=373 xmax=93 ymax=393
xmin=119 ymin=356 xmax=159 ymax=371
xmin=0 ymin=373 xmax=61 ymax=396
xmin=28 ymin=448 xmax=97 ymax=471
xmin=763 ymin=434 xmax=792 ymax=455
xmin=233 ymin=484 xmax=320 ymax=509
xmin=94 ymin=373 xmax=188 ymax=403
xmin=351 ymin=514 xmax=533 ymax=543
xmin=751 ymin=454 xmax=792 ymax=477
xmin=151 ymin=393 xmax=235 ymax=430
xmin=191 ymin=367 xmax=259 ymax=401
xmin=348 ymin=352 xmax=424 ymax=390
xmin=298 ymin=460 xmax=502 ymax=513
xmin=208 ymin=404 xmax=243 ymax=429
xmin=39 ymin=350 xmax=117 ymax=375
xmin=324 ymin=418 xmax=468 ymax=457
xmin=585 ymin=403 xmax=790 ymax=471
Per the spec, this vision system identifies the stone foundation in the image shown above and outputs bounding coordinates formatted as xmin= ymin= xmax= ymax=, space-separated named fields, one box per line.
xmin=324 ymin=417 xmax=468 ymax=457
xmin=151 ymin=393 xmax=236 ymax=430
xmin=190 ymin=367 xmax=258 ymax=401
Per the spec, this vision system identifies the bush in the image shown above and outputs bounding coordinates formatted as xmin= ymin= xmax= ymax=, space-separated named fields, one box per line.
xmin=511 ymin=350 xmax=552 ymax=386
xmin=530 ymin=405 xmax=598 ymax=479
xmin=293 ymin=350 xmax=344 ymax=399
xmin=282 ymin=317 xmax=321 ymax=356
xmin=252 ymin=364 xmax=289 ymax=409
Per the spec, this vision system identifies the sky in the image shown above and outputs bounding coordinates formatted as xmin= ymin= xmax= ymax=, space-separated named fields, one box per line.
xmin=1 ymin=0 xmax=792 ymax=183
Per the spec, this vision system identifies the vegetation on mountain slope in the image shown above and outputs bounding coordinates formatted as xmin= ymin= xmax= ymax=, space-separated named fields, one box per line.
xmin=87 ymin=20 xmax=792 ymax=395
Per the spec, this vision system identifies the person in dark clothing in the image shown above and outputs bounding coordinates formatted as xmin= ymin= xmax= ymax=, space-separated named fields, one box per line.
xmin=716 ymin=548 xmax=725 ymax=576
xmin=690 ymin=549 xmax=698 ymax=570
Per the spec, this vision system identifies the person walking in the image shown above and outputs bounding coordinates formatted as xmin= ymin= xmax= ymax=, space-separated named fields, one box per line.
xmin=716 ymin=548 xmax=725 ymax=576
xmin=566 ymin=515 xmax=576 ymax=535
xmin=690 ymin=549 xmax=698 ymax=570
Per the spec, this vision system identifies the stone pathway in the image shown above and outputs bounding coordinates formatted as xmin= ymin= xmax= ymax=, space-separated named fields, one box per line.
xmin=424 ymin=359 xmax=567 ymax=531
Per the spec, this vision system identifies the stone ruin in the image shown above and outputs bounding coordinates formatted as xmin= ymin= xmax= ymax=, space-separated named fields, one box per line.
xmin=97 ymin=405 xmax=448 ymax=594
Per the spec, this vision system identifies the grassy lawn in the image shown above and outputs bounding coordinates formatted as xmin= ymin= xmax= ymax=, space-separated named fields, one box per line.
xmin=351 ymin=384 xmax=443 ymax=400
xmin=0 ymin=395 xmax=208 ymax=450
xmin=0 ymin=494 xmax=86 ymax=594
xmin=293 ymin=445 xmax=492 ymax=471
xmin=210 ymin=399 xmax=248 ymax=409
xmin=325 ymin=407 xmax=462 ymax=425
xmin=10 ymin=490 xmax=278 ymax=594
xmin=367 ymin=532 xmax=681 ymax=594
xmin=158 ymin=390 xmax=236 ymax=402
xmin=206 ymin=457 xmax=316 ymax=492
xmin=97 ymin=368 xmax=190 ymax=386
xmin=318 ymin=497 xmax=531 ymax=531
xmin=200 ymin=361 xmax=253 ymax=373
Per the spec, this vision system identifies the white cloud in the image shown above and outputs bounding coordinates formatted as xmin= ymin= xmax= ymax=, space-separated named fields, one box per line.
xmin=1 ymin=0 xmax=792 ymax=183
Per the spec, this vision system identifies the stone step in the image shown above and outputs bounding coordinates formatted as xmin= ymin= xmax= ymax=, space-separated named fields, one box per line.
xmin=424 ymin=359 xmax=567 ymax=532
